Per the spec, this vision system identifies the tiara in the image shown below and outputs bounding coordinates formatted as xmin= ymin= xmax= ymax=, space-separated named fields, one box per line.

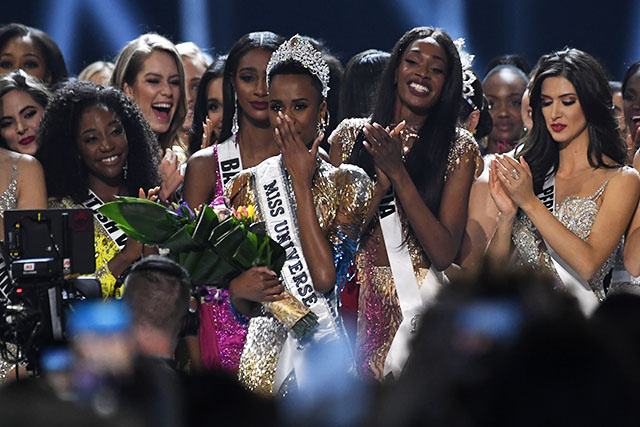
xmin=266 ymin=34 xmax=330 ymax=98
xmin=453 ymin=38 xmax=477 ymax=108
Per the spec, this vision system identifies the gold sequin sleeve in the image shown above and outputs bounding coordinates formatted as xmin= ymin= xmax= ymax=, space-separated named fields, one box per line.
xmin=444 ymin=128 xmax=483 ymax=181
xmin=328 ymin=117 xmax=369 ymax=163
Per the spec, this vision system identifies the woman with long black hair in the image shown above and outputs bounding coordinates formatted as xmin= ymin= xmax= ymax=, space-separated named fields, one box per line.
xmin=330 ymin=27 xmax=481 ymax=380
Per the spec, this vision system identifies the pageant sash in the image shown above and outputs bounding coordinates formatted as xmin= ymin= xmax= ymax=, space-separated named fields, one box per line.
xmin=252 ymin=156 xmax=347 ymax=393
xmin=82 ymin=190 xmax=128 ymax=251
xmin=217 ymin=135 xmax=243 ymax=187
xmin=537 ymin=173 xmax=599 ymax=314
xmin=380 ymin=192 xmax=444 ymax=378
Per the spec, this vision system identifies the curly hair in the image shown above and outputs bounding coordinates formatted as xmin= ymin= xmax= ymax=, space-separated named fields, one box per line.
xmin=37 ymin=81 xmax=161 ymax=203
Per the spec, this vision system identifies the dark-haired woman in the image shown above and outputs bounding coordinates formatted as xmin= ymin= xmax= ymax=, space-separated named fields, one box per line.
xmin=182 ymin=56 xmax=226 ymax=209
xmin=454 ymin=67 xmax=498 ymax=273
xmin=330 ymin=27 xmax=481 ymax=380
xmin=0 ymin=71 xmax=51 ymax=155
xmin=227 ymin=35 xmax=372 ymax=396
xmin=38 ymin=81 xmax=162 ymax=298
xmin=0 ymin=23 xmax=68 ymax=86
xmin=487 ymin=48 xmax=640 ymax=314
xmin=182 ymin=32 xmax=284 ymax=374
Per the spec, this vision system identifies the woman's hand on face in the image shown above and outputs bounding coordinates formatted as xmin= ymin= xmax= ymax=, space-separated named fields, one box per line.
xmin=274 ymin=112 xmax=321 ymax=187
xmin=158 ymin=148 xmax=184 ymax=203
xmin=363 ymin=122 xmax=405 ymax=181
xmin=229 ymin=266 xmax=285 ymax=303
xmin=489 ymin=159 xmax=517 ymax=220
xmin=493 ymin=155 xmax=536 ymax=210
xmin=201 ymin=117 xmax=215 ymax=150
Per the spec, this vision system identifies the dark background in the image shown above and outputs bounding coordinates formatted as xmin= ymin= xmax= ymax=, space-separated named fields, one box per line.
xmin=3 ymin=0 xmax=636 ymax=81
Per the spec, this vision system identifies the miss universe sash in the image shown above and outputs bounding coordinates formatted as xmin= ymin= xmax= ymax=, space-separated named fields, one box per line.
xmin=537 ymin=172 xmax=600 ymax=314
xmin=380 ymin=191 xmax=446 ymax=378
xmin=82 ymin=190 xmax=128 ymax=251
xmin=217 ymin=135 xmax=243 ymax=187
xmin=252 ymin=156 xmax=349 ymax=393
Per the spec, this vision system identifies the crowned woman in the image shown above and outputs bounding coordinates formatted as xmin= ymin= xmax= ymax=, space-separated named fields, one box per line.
xmin=226 ymin=35 xmax=373 ymax=396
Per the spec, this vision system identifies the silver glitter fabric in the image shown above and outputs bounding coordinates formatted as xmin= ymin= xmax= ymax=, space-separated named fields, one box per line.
xmin=512 ymin=176 xmax=620 ymax=300
xmin=0 ymin=162 xmax=18 ymax=217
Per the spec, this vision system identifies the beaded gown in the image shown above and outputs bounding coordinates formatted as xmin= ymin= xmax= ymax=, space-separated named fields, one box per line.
xmin=512 ymin=170 xmax=630 ymax=300
xmin=330 ymin=118 xmax=482 ymax=380
xmin=226 ymin=155 xmax=373 ymax=395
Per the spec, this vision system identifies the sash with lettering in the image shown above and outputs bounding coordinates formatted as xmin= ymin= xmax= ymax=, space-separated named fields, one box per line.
xmin=537 ymin=171 xmax=600 ymax=314
xmin=380 ymin=191 xmax=446 ymax=378
xmin=82 ymin=190 xmax=128 ymax=251
xmin=217 ymin=135 xmax=243 ymax=188
xmin=252 ymin=155 xmax=350 ymax=393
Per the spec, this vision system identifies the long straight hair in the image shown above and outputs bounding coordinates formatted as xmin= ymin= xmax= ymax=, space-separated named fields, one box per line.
xmin=349 ymin=27 xmax=462 ymax=215
xmin=218 ymin=32 xmax=283 ymax=143
xmin=517 ymin=48 xmax=627 ymax=193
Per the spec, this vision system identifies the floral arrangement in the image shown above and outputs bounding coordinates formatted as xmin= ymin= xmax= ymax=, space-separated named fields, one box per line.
xmin=98 ymin=197 xmax=318 ymax=339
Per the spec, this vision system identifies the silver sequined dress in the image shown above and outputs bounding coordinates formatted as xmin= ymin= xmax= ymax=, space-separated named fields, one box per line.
xmin=512 ymin=174 xmax=621 ymax=301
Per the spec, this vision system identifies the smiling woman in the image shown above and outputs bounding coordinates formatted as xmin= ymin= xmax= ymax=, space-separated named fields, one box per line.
xmin=37 ymin=81 xmax=162 ymax=297
xmin=0 ymin=71 xmax=51 ymax=155
xmin=0 ymin=23 xmax=68 ymax=86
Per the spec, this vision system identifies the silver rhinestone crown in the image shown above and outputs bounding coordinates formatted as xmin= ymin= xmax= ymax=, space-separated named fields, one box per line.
xmin=453 ymin=38 xmax=477 ymax=106
xmin=266 ymin=34 xmax=330 ymax=98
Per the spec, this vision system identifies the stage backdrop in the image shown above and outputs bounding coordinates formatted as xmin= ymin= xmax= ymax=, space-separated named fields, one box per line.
xmin=1 ymin=0 xmax=636 ymax=80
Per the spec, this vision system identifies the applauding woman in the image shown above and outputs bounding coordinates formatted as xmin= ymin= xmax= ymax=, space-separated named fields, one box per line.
xmin=38 ymin=82 xmax=162 ymax=297
xmin=487 ymin=49 xmax=639 ymax=313
xmin=227 ymin=35 xmax=373 ymax=396
xmin=330 ymin=27 xmax=481 ymax=380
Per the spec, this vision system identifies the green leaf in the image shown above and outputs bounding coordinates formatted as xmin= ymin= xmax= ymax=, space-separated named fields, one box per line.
xmin=215 ymin=225 xmax=247 ymax=255
xmin=192 ymin=205 xmax=219 ymax=245
xmin=233 ymin=233 xmax=259 ymax=269
xmin=209 ymin=216 xmax=236 ymax=244
xmin=190 ymin=250 xmax=221 ymax=284
xmin=163 ymin=226 xmax=197 ymax=252
xmin=98 ymin=198 xmax=179 ymax=243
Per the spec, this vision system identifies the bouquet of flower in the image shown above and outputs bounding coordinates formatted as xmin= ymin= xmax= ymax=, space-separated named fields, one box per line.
xmin=98 ymin=197 xmax=318 ymax=339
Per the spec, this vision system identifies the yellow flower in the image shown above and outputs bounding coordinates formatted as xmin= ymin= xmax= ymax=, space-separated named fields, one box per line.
xmin=247 ymin=205 xmax=255 ymax=220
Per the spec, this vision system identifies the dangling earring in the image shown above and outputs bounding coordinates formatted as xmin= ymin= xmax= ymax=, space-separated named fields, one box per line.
xmin=123 ymin=161 xmax=129 ymax=180
xmin=231 ymin=93 xmax=239 ymax=135
xmin=317 ymin=111 xmax=329 ymax=137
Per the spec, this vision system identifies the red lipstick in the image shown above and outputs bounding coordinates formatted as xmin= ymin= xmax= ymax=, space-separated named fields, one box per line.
xmin=250 ymin=101 xmax=268 ymax=110
xmin=551 ymin=123 xmax=566 ymax=132
xmin=18 ymin=135 xmax=35 ymax=145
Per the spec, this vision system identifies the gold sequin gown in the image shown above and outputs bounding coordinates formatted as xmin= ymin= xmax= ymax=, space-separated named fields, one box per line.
xmin=330 ymin=118 xmax=482 ymax=381
xmin=225 ymin=155 xmax=373 ymax=396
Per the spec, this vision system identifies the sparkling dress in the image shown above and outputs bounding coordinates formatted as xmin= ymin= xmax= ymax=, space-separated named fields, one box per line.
xmin=226 ymin=156 xmax=373 ymax=395
xmin=511 ymin=172 xmax=626 ymax=300
xmin=0 ymin=162 xmax=18 ymax=381
xmin=330 ymin=118 xmax=482 ymax=381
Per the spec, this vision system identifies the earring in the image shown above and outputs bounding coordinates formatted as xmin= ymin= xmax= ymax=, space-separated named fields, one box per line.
xmin=316 ymin=111 xmax=329 ymax=137
xmin=123 ymin=161 xmax=128 ymax=180
xmin=231 ymin=93 xmax=239 ymax=135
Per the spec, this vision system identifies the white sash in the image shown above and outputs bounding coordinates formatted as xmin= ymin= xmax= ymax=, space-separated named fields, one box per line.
xmin=82 ymin=190 xmax=128 ymax=251
xmin=252 ymin=156 xmax=348 ymax=393
xmin=537 ymin=173 xmax=599 ymax=314
xmin=217 ymin=135 xmax=243 ymax=188
xmin=380 ymin=191 xmax=445 ymax=378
